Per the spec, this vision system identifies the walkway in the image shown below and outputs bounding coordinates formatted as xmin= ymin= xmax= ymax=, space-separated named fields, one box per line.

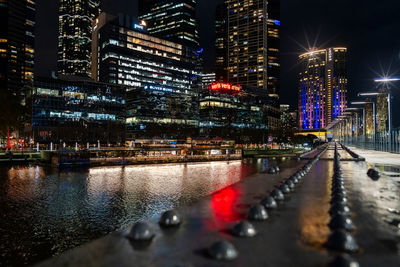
xmin=36 ymin=145 xmax=400 ymax=267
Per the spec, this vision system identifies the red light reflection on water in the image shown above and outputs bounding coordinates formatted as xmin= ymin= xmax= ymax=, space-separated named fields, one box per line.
xmin=207 ymin=186 xmax=242 ymax=230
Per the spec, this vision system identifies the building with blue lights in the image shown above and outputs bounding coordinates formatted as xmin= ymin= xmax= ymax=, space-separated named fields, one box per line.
xmin=32 ymin=76 xmax=126 ymax=145
xmin=298 ymin=47 xmax=347 ymax=130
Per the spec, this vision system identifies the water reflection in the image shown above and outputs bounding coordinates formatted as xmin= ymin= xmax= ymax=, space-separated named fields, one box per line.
xmin=211 ymin=187 xmax=242 ymax=223
xmin=0 ymin=160 xmax=262 ymax=266
xmin=298 ymin=161 xmax=332 ymax=248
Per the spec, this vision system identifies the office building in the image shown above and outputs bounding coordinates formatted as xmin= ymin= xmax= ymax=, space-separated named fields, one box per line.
xmin=92 ymin=13 xmax=200 ymax=140
xmin=58 ymin=0 xmax=100 ymax=77
xmin=266 ymin=0 xmax=280 ymax=102
xmin=224 ymin=0 xmax=268 ymax=89
xmin=215 ymin=3 xmax=227 ymax=82
xmin=218 ymin=0 xmax=281 ymax=134
xmin=32 ymin=76 xmax=126 ymax=144
xmin=138 ymin=0 xmax=200 ymax=47
xmin=201 ymin=73 xmax=216 ymax=89
xmin=199 ymin=82 xmax=269 ymax=142
xmin=0 ymin=0 xmax=35 ymax=96
xmin=223 ymin=0 xmax=280 ymax=97
xmin=280 ymin=104 xmax=297 ymax=138
xmin=298 ymin=47 xmax=347 ymax=130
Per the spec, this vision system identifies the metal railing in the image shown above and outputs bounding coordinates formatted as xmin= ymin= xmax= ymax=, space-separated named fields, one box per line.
xmin=338 ymin=130 xmax=400 ymax=154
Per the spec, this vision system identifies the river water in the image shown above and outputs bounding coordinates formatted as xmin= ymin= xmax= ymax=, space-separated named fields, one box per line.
xmin=0 ymin=159 xmax=273 ymax=266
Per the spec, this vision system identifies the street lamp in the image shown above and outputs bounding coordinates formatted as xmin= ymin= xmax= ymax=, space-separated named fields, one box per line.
xmin=373 ymin=77 xmax=399 ymax=133
xmin=351 ymin=101 xmax=376 ymax=137
xmin=346 ymin=107 xmax=365 ymax=136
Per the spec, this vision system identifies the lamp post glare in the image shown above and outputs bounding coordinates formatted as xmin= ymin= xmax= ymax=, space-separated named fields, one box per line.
xmin=374 ymin=76 xmax=398 ymax=133
xmin=374 ymin=77 xmax=400 ymax=83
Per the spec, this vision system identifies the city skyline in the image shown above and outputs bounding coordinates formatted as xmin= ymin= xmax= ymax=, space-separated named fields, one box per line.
xmin=1 ymin=1 xmax=400 ymax=266
xmin=34 ymin=0 xmax=400 ymax=128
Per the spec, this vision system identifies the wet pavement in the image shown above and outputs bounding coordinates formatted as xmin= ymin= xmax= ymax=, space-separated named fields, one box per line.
xmin=345 ymin=147 xmax=400 ymax=266
xmin=35 ymin=145 xmax=400 ymax=267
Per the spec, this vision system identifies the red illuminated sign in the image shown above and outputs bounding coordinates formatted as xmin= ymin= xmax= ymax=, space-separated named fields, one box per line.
xmin=209 ymin=83 xmax=241 ymax=92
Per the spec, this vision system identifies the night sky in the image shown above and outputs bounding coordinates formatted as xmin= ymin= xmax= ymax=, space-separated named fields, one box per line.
xmin=35 ymin=0 xmax=400 ymax=127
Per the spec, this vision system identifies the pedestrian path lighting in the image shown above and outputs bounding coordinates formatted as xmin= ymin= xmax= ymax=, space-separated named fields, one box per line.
xmin=351 ymin=101 xmax=376 ymax=136
xmin=373 ymin=77 xmax=400 ymax=133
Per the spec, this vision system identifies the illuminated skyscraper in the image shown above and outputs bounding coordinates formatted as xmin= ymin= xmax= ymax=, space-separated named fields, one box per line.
xmin=225 ymin=0 xmax=268 ymax=89
xmin=0 ymin=0 xmax=35 ymax=95
xmin=215 ymin=3 xmax=227 ymax=82
xmin=219 ymin=0 xmax=281 ymax=132
xmin=222 ymin=0 xmax=280 ymax=98
xmin=92 ymin=13 xmax=200 ymax=139
xmin=298 ymin=47 xmax=347 ymax=130
xmin=57 ymin=0 xmax=100 ymax=77
xmin=266 ymin=0 xmax=280 ymax=102
xmin=138 ymin=0 xmax=200 ymax=47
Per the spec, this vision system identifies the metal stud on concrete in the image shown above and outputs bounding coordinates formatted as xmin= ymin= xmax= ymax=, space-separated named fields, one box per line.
xmin=325 ymin=230 xmax=359 ymax=252
xmin=331 ymin=184 xmax=346 ymax=192
xmin=260 ymin=196 xmax=278 ymax=209
xmin=332 ymin=188 xmax=347 ymax=197
xmin=128 ymin=222 xmax=155 ymax=242
xmin=329 ymin=214 xmax=356 ymax=232
xmin=290 ymin=176 xmax=299 ymax=184
xmin=208 ymin=240 xmax=238 ymax=261
xmin=270 ymin=188 xmax=285 ymax=201
xmin=284 ymin=180 xmax=295 ymax=189
xmin=327 ymin=254 xmax=360 ymax=267
xmin=329 ymin=203 xmax=351 ymax=216
xmin=232 ymin=221 xmax=257 ymax=237
xmin=279 ymin=184 xmax=291 ymax=194
xmin=159 ymin=210 xmax=181 ymax=227
xmin=248 ymin=204 xmax=269 ymax=220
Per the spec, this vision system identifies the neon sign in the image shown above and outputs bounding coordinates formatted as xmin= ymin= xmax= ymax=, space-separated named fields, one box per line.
xmin=209 ymin=83 xmax=241 ymax=92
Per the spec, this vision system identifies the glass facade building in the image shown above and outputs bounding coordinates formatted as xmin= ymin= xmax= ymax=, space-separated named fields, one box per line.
xmin=199 ymin=83 xmax=269 ymax=142
xmin=32 ymin=76 xmax=126 ymax=144
xmin=201 ymin=73 xmax=216 ymax=89
xmin=138 ymin=0 xmax=200 ymax=48
xmin=298 ymin=47 xmax=347 ymax=130
xmin=266 ymin=0 xmax=280 ymax=103
xmin=0 ymin=0 xmax=35 ymax=96
xmin=92 ymin=13 xmax=200 ymax=140
xmin=57 ymin=0 xmax=100 ymax=77
xmin=215 ymin=3 xmax=227 ymax=82
xmin=225 ymin=0 xmax=268 ymax=89
xmin=216 ymin=0 xmax=281 ymax=134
